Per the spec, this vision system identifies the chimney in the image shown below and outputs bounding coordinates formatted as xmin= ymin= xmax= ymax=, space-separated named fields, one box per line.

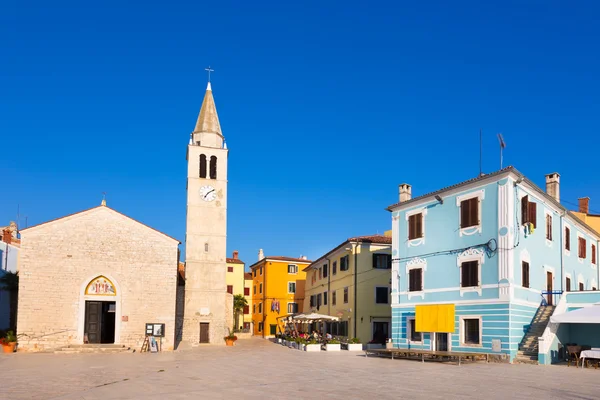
xmin=2 ymin=229 xmax=11 ymax=245
xmin=300 ymin=255 xmax=307 ymax=260
xmin=545 ymin=173 xmax=560 ymax=203
xmin=232 ymin=250 xmax=239 ymax=260
xmin=258 ymin=248 xmax=264 ymax=261
xmin=398 ymin=183 xmax=412 ymax=202
xmin=579 ymin=197 xmax=590 ymax=214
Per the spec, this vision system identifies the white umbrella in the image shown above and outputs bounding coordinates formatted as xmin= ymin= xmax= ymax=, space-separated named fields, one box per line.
xmin=550 ymin=304 xmax=600 ymax=324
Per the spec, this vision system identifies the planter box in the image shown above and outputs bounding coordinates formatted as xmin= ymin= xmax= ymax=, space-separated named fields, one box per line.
xmin=298 ymin=344 xmax=305 ymax=351
xmin=277 ymin=338 xmax=282 ymax=344
xmin=346 ymin=343 xmax=363 ymax=351
xmin=366 ymin=344 xmax=384 ymax=350
xmin=282 ymin=340 xmax=287 ymax=346
xmin=305 ymin=344 xmax=321 ymax=352
xmin=325 ymin=343 xmax=341 ymax=351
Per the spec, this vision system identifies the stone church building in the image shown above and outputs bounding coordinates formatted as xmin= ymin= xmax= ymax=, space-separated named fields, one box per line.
xmin=16 ymin=82 xmax=232 ymax=351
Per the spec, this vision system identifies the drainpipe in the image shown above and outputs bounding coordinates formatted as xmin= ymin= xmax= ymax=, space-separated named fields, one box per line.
xmin=353 ymin=242 xmax=358 ymax=339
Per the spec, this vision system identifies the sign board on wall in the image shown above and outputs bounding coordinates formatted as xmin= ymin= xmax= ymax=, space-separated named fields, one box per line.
xmin=145 ymin=323 xmax=165 ymax=337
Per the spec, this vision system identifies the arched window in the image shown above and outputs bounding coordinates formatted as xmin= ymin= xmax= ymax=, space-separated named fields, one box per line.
xmin=199 ymin=154 xmax=207 ymax=178
xmin=209 ymin=156 xmax=217 ymax=179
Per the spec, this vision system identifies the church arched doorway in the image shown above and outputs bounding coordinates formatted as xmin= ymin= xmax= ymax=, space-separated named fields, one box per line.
xmin=80 ymin=275 xmax=120 ymax=344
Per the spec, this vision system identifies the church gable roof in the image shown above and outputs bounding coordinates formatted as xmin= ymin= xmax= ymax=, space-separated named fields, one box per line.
xmin=21 ymin=205 xmax=180 ymax=244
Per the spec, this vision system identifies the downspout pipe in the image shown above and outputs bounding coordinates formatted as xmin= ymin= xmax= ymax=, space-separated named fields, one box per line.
xmin=353 ymin=242 xmax=358 ymax=339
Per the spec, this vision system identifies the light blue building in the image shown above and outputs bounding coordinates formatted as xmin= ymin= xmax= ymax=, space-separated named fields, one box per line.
xmin=387 ymin=167 xmax=600 ymax=363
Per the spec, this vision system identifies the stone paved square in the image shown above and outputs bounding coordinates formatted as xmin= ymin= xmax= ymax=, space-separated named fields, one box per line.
xmin=1 ymin=339 xmax=597 ymax=399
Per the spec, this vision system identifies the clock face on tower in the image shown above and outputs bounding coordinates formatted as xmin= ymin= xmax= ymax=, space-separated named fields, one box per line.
xmin=200 ymin=185 xmax=216 ymax=202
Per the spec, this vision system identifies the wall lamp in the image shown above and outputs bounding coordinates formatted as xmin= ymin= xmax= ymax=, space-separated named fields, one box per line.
xmin=434 ymin=195 xmax=443 ymax=204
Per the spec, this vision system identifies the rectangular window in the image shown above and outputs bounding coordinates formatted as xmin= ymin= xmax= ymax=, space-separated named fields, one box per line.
xmin=462 ymin=318 xmax=481 ymax=345
xmin=522 ymin=261 xmax=530 ymax=288
xmin=253 ymin=285 xmax=256 ymax=295
xmin=593 ymin=244 xmax=597 ymax=265
xmin=579 ymin=237 xmax=587 ymax=259
xmin=287 ymin=264 xmax=298 ymax=274
xmin=521 ymin=195 xmax=537 ymax=227
xmin=343 ymin=287 xmax=349 ymax=304
xmin=253 ymin=304 xmax=256 ymax=313
xmin=333 ymin=261 xmax=337 ymax=275
xmin=260 ymin=267 xmax=263 ymax=275
xmin=309 ymin=295 xmax=315 ymax=308
xmin=323 ymin=291 xmax=328 ymax=305
xmin=579 ymin=282 xmax=584 ymax=291
xmin=375 ymin=287 xmax=389 ymax=304
xmin=461 ymin=261 xmax=479 ymax=288
xmin=287 ymin=302 xmax=298 ymax=314
xmin=226 ymin=285 xmax=233 ymax=294
xmin=319 ymin=268 xmax=322 ymax=280
xmin=408 ymin=318 xmax=422 ymax=342
xmin=244 ymin=287 xmax=250 ymax=296
xmin=460 ymin=197 xmax=479 ymax=228
xmin=565 ymin=227 xmax=571 ymax=250
xmin=332 ymin=290 xmax=337 ymax=306
xmin=253 ymin=269 xmax=257 ymax=277
xmin=317 ymin=293 xmax=322 ymax=308
xmin=259 ymin=283 xmax=263 ymax=294
xmin=243 ymin=305 xmax=249 ymax=315
xmin=227 ymin=266 xmax=234 ymax=273
xmin=373 ymin=254 xmax=392 ymax=269
xmin=546 ymin=214 xmax=552 ymax=241
xmin=258 ymin=322 xmax=263 ymax=332
xmin=566 ymin=277 xmax=571 ymax=292
xmin=258 ymin=303 xmax=262 ymax=313
xmin=408 ymin=268 xmax=423 ymax=292
xmin=408 ymin=213 xmax=424 ymax=240
xmin=340 ymin=255 xmax=349 ymax=271
xmin=288 ymin=282 xmax=296 ymax=293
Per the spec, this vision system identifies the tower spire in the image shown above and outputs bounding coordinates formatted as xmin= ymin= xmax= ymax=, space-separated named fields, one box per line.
xmin=193 ymin=79 xmax=221 ymax=137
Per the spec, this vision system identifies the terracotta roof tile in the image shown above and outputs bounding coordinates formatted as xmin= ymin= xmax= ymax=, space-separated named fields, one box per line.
xmin=244 ymin=272 xmax=252 ymax=280
xmin=226 ymin=258 xmax=245 ymax=264
xmin=347 ymin=235 xmax=392 ymax=244
xmin=248 ymin=256 xmax=312 ymax=270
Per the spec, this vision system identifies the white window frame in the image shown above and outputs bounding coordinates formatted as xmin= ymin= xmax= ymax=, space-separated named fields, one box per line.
xmin=544 ymin=209 xmax=553 ymax=248
xmin=407 ymin=317 xmax=422 ymax=344
xmin=564 ymin=223 xmax=571 ymax=257
xmin=457 ymin=248 xmax=484 ymax=296
xmin=577 ymin=232 xmax=586 ymax=263
xmin=288 ymin=281 xmax=296 ymax=294
xmin=406 ymin=207 xmax=427 ymax=247
xmin=459 ymin=316 xmax=483 ymax=347
xmin=287 ymin=302 xmax=298 ymax=314
xmin=406 ymin=257 xmax=426 ymax=300
xmin=456 ymin=189 xmax=485 ymax=236
xmin=288 ymin=264 xmax=298 ymax=274
xmin=374 ymin=286 xmax=389 ymax=304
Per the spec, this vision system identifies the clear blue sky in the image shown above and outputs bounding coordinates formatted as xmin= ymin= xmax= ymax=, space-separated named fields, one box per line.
xmin=2 ymin=1 xmax=599 ymax=267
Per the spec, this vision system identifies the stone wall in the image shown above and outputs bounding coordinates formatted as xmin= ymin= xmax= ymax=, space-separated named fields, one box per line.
xmin=17 ymin=206 xmax=179 ymax=352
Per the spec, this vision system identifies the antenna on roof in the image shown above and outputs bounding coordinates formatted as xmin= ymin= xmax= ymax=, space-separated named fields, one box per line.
xmin=497 ymin=133 xmax=506 ymax=169
xmin=479 ymin=129 xmax=483 ymax=176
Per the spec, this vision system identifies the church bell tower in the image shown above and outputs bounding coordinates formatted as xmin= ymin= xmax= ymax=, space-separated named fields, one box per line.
xmin=182 ymin=81 xmax=229 ymax=344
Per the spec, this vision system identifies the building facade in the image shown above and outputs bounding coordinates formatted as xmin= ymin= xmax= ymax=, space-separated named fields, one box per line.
xmin=303 ymin=235 xmax=392 ymax=343
xmin=16 ymin=205 xmax=180 ymax=351
xmin=226 ymin=251 xmax=246 ymax=330
xmin=250 ymin=252 xmax=310 ymax=337
xmin=182 ymin=82 xmax=231 ymax=345
xmin=388 ymin=168 xmax=600 ymax=362
xmin=243 ymin=272 xmax=253 ymax=331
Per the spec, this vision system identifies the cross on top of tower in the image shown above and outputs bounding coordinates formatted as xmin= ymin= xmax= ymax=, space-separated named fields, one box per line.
xmin=205 ymin=66 xmax=214 ymax=83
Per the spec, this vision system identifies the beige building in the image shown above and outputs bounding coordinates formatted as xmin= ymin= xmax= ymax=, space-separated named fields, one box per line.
xmin=303 ymin=234 xmax=392 ymax=344
xmin=16 ymin=205 xmax=180 ymax=351
xmin=182 ymin=81 xmax=231 ymax=345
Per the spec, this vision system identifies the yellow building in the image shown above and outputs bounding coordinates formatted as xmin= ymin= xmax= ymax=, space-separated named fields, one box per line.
xmin=303 ymin=234 xmax=392 ymax=344
xmin=243 ymin=272 xmax=253 ymax=331
xmin=573 ymin=197 xmax=600 ymax=233
xmin=249 ymin=253 xmax=311 ymax=338
xmin=226 ymin=251 xmax=246 ymax=330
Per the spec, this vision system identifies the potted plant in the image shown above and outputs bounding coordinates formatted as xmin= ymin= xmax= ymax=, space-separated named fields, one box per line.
xmin=305 ymin=339 xmax=321 ymax=352
xmin=224 ymin=332 xmax=238 ymax=346
xmin=346 ymin=337 xmax=363 ymax=351
xmin=1 ymin=330 xmax=17 ymax=353
xmin=325 ymin=339 xmax=341 ymax=351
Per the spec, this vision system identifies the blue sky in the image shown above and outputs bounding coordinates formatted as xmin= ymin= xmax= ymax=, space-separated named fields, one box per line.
xmin=2 ymin=1 xmax=599 ymax=266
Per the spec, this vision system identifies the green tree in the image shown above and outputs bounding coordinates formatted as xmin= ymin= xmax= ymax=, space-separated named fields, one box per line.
xmin=0 ymin=271 xmax=18 ymax=332
xmin=233 ymin=294 xmax=248 ymax=332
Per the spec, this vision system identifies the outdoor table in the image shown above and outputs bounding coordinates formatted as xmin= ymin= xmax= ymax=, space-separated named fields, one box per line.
xmin=580 ymin=350 xmax=600 ymax=368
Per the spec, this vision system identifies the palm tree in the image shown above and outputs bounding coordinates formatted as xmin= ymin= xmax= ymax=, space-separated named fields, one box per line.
xmin=0 ymin=271 xmax=18 ymax=332
xmin=233 ymin=294 xmax=248 ymax=332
